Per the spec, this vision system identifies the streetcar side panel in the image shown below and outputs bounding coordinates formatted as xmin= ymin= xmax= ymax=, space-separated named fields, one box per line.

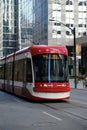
xmin=13 ymin=51 xmax=34 ymax=97
xmin=0 ymin=49 xmax=35 ymax=99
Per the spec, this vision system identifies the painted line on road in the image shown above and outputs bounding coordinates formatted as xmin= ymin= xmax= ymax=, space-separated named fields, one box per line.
xmin=43 ymin=111 xmax=62 ymax=121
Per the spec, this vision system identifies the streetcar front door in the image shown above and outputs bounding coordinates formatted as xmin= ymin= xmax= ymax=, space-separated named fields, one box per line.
xmin=23 ymin=58 xmax=33 ymax=97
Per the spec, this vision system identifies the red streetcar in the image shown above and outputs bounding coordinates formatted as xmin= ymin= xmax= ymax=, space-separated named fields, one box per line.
xmin=0 ymin=45 xmax=70 ymax=100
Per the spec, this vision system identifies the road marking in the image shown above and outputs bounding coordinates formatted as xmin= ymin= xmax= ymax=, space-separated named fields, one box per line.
xmin=43 ymin=111 xmax=62 ymax=121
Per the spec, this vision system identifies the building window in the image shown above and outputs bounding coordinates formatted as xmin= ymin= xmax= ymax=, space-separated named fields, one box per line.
xmin=78 ymin=2 xmax=82 ymax=5
xmin=78 ymin=2 xmax=86 ymax=6
xmin=57 ymin=31 xmax=61 ymax=34
xmin=78 ymin=24 xmax=83 ymax=27
xmin=66 ymin=0 xmax=73 ymax=5
xmin=66 ymin=31 xmax=70 ymax=35
xmin=54 ymin=22 xmax=61 ymax=26
xmin=83 ymin=32 xmax=86 ymax=36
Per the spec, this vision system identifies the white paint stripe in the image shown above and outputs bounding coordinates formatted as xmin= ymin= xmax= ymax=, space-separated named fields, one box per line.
xmin=43 ymin=111 xmax=62 ymax=121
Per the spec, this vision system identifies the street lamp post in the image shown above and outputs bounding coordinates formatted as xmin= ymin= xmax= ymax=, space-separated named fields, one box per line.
xmin=49 ymin=19 xmax=77 ymax=88
xmin=73 ymin=27 xmax=77 ymax=88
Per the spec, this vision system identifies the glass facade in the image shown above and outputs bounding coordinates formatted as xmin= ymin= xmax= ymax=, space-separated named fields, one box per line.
xmin=33 ymin=0 xmax=48 ymax=45
xmin=0 ymin=0 xmax=35 ymax=57
xmin=20 ymin=0 xmax=33 ymax=49
xmin=0 ymin=0 xmax=19 ymax=57
xmin=0 ymin=0 xmax=4 ymax=57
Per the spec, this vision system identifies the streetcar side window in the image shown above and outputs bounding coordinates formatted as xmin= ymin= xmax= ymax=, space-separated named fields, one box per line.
xmin=14 ymin=58 xmax=32 ymax=82
xmin=5 ymin=62 xmax=13 ymax=80
xmin=14 ymin=59 xmax=26 ymax=81
xmin=0 ymin=64 xmax=4 ymax=79
xmin=26 ymin=59 xmax=32 ymax=82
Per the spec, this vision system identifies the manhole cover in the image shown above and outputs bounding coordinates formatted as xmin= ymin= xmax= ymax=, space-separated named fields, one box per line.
xmin=32 ymin=122 xmax=56 ymax=127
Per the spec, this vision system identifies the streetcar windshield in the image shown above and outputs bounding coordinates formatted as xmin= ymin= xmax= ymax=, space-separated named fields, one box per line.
xmin=32 ymin=54 xmax=69 ymax=82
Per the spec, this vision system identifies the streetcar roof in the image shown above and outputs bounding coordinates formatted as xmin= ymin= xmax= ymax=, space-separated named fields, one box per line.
xmin=0 ymin=45 xmax=68 ymax=61
xmin=29 ymin=45 xmax=68 ymax=56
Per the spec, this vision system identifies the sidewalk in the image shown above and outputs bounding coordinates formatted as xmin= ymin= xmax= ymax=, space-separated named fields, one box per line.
xmin=69 ymin=78 xmax=86 ymax=89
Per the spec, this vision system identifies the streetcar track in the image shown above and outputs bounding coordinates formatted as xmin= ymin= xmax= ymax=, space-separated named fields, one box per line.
xmin=69 ymin=99 xmax=87 ymax=109
xmin=40 ymin=102 xmax=87 ymax=121
xmin=62 ymin=110 xmax=87 ymax=120
xmin=1 ymin=91 xmax=87 ymax=121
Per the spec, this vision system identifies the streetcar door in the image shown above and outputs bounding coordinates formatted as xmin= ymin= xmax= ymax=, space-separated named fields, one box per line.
xmin=23 ymin=58 xmax=32 ymax=97
xmin=3 ymin=57 xmax=6 ymax=90
xmin=26 ymin=58 xmax=32 ymax=83
xmin=5 ymin=60 xmax=13 ymax=93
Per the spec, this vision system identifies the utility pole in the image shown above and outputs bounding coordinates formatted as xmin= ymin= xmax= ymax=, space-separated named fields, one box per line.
xmin=73 ymin=27 xmax=77 ymax=88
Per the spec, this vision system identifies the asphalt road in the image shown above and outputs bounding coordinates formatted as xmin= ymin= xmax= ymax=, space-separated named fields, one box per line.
xmin=0 ymin=89 xmax=87 ymax=130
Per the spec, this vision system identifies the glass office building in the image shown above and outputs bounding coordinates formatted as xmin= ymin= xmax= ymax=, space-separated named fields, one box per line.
xmin=0 ymin=0 xmax=33 ymax=57
xmin=20 ymin=0 xmax=33 ymax=49
xmin=33 ymin=0 xmax=48 ymax=45
xmin=0 ymin=0 xmax=3 ymax=57
xmin=0 ymin=0 xmax=19 ymax=57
